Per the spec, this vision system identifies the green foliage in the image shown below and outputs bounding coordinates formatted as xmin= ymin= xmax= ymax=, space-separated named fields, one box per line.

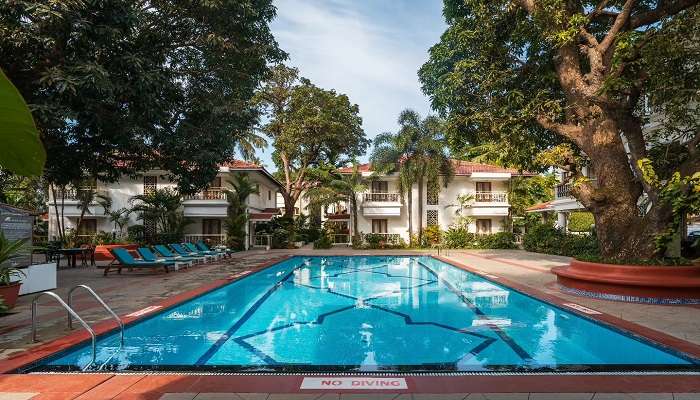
xmin=313 ymin=234 xmax=333 ymax=249
xmin=370 ymin=109 xmax=454 ymax=243
xmin=0 ymin=69 xmax=45 ymax=176
xmin=0 ymin=231 xmax=26 ymax=286
xmin=568 ymin=212 xmax=594 ymax=233
xmin=255 ymin=65 xmax=368 ymax=216
xmin=424 ymin=225 xmax=442 ymax=246
xmin=223 ymin=174 xmax=259 ymax=250
xmin=126 ymin=225 xmax=145 ymax=244
xmin=1 ymin=0 xmax=283 ymax=191
xmin=655 ymin=172 xmax=700 ymax=256
xmin=356 ymin=234 xmax=407 ymax=250
xmin=92 ymin=231 xmax=123 ymax=245
xmin=443 ymin=228 xmax=515 ymax=249
xmin=0 ymin=169 xmax=46 ymax=211
xmin=523 ymin=224 xmax=598 ymax=257
xmin=129 ymin=188 xmax=190 ymax=243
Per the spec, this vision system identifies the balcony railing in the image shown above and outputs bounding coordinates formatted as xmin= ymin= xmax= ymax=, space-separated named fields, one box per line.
xmin=184 ymin=234 xmax=226 ymax=245
xmin=331 ymin=234 xmax=351 ymax=245
xmin=183 ymin=188 xmax=226 ymax=200
xmin=362 ymin=232 xmax=402 ymax=245
xmin=362 ymin=192 xmax=401 ymax=202
xmin=555 ymin=183 xmax=572 ymax=199
xmin=474 ymin=191 xmax=508 ymax=203
xmin=555 ymin=179 xmax=596 ymax=200
xmin=53 ymin=187 xmax=106 ymax=201
xmin=252 ymin=234 xmax=271 ymax=247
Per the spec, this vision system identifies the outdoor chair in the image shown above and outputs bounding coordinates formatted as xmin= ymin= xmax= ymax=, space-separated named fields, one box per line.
xmin=106 ymin=248 xmax=173 ymax=276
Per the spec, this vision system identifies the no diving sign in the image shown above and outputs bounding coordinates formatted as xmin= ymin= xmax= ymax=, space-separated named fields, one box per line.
xmin=301 ymin=377 xmax=408 ymax=390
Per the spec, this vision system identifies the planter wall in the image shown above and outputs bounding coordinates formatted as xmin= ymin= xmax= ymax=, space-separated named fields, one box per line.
xmin=13 ymin=263 xmax=57 ymax=295
xmin=94 ymin=244 xmax=139 ymax=266
xmin=553 ymin=259 xmax=700 ymax=303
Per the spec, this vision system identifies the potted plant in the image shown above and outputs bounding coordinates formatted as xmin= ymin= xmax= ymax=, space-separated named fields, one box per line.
xmin=0 ymin=231 xmax=27 ymax=309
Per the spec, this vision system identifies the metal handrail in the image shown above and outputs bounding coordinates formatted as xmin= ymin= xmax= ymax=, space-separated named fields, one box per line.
xmin=32 ymin=291 xmax=96 ymax=368
xmin=68 ymin=285 xmax=124 ymax=345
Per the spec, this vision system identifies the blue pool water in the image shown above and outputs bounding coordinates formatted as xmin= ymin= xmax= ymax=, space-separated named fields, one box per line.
xmin=33 ymin=256 xmax=697 ymax=372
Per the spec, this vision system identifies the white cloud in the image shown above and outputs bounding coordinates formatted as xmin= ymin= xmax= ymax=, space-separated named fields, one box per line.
xmin=257 ymin=0 xmax=446 ymax=169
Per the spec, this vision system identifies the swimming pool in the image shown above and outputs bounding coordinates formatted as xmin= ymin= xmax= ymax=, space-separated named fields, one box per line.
xmin=26 ymin=256 xmax=698 ymax=372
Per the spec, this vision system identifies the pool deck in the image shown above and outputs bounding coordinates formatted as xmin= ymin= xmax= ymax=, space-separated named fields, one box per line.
xmin=1 ymin=249 xmax=699 ymax=399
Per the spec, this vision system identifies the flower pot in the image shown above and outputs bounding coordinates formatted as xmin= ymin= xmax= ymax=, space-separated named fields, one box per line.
xmin=0 ymin=282 xmax=22 ymax=309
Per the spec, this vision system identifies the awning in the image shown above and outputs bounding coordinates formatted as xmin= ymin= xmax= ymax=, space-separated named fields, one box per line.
xmin=249 ymin=213 xmax=276 ymax=221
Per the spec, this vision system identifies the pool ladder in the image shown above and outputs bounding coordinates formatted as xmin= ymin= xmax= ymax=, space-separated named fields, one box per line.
xmin=31 ymin=285 xmax=124 ymax=370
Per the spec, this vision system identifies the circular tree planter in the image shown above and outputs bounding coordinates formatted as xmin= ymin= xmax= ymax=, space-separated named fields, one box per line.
xmin=552 ymin=259 xmax=700 ymax=304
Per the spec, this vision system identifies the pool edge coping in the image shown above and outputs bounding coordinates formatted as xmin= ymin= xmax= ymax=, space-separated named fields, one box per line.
xmin=0 ymin=254 xmax=294 ymax=374
xmin=3 ymin=252 xmax=699 ymax=374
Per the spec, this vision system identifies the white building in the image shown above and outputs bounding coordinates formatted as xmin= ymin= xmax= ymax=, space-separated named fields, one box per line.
xmin=526 ymin=166 xmax=596 ymax=230
xmin=47 ymin=160 xmax=282 ymax=249
xmin=331 ymin=160 xmax=535 ymax=243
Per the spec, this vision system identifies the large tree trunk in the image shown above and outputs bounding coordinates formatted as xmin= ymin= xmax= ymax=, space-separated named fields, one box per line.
xmin=571 ymin=116 xmax=673 ymax=259
xmin=351 ymin=195 xmax=359 ymax=239
xmin=281 ymin=190 xmax=296 ymax=218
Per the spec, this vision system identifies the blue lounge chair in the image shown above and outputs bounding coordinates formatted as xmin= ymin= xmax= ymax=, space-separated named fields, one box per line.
xmin=196 ymin=240 xmax=232 ymax=256
xmin=170 ymin=243 xmax=214 ymax=261
xmin=138 ymin=247 xmax=194 ymax=270
xmin=106 ymin=248 xmax=173 ymax=276
xmin=154 ymin=245 xmax=206 ymax=264
xmin=184 ymin=243 xmax=221 ymax=259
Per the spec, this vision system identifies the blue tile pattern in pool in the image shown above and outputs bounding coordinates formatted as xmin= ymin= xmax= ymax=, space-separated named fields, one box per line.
xmin=31 ymin=256 xmax=698 ymax=372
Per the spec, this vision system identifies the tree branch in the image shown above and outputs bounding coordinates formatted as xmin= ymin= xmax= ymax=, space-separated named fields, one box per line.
xmin=630 ymin=0 xmax=700 ymax=28
xmin=536 ymin=114 xmax=583 ymax=141
xmin=598 ymin=0 xmax=635 ymax=54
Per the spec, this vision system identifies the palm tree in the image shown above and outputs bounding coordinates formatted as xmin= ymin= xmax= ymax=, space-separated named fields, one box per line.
xmin=74 ymin=184 xmax=110 ymax=235
xmin=370 ymin=109 xmax=454 ymax=243
xmin=235 ymin=129 xmax=268 ymax=164
xmin=305 ymin=164 xmax=367 ymax=240
xmin=129 ymin=188 xmax=189 ymax=236
xmin=223 ymin=173 xmax=259 ymax=250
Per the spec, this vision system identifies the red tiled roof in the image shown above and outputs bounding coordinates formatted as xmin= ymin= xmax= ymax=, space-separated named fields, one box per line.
xmin=526 ymin=201 xmax=554 ymax=212
xmin=327 ymin=213 xmax=350 ymax=220
xmin=249 ymin=212 xmax=276 ymax=221
xmin=220 ymin=160 xmax=262 ymax=169
xmin=338 ymin=160 xmax=535 ymax=176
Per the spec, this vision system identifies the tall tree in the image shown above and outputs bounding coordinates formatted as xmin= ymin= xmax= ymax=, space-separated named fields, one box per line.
xmin=304 ymin=164 xmax=368 ymax=240
xmin=1 ymin=0 xmax=284 ymax=194
xmin=223 ymin=173 xmax=259 ymax=250
xmin=420 ymin=0 xmax=700 ymax=259
xmin=370 ymin=110 xmax=454 ymax=243
xmin=255 ymin=65 xmax=369 ymax=217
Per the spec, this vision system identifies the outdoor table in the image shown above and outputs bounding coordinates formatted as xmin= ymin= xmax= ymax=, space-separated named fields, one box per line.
xmin=56 ymin=248 xmax=90 ymax=268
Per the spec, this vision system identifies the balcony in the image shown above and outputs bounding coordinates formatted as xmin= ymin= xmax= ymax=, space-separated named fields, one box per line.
xmin=50 ymin=187 xmax=108 ymax=203
xmin=474 ymin=191 xmax=508 ymax=203
xmin=182 ymin=187 xmax=227 ymax=217
xmin=362 ymin=192 xmax=400 ymax=202
xmin=183 ymin=188 xmax=226 ymax=201
xmin=555 ymin=179 xmax=597 ymax=200
xmin=361 ymin=192 xmax=402 ymax=217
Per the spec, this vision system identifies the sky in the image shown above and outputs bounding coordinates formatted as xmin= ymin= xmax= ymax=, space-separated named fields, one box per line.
xmin=256 ymin=0 xmax=447 ymax=171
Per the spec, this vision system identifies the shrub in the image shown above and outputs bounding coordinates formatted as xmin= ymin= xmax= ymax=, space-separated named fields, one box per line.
xmin=523 ymin=223 xmax=598 ymax=257
xmin=568 ymin=212 xmax=594 ymax=232
xmin=270 ymin=228 xmax=290 ymax=249
xmin=478 ymin=232 xmax=516 ymax=249
xmin=423 ymin=225 xmax=442 ymax=246
xmin=313 ymin=233 xmax=333 ymax=249
xmin=444 ymin=227 xmax=476 ymax=248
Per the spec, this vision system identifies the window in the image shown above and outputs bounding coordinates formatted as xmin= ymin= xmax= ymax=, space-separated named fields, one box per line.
xmin=476 ymin=219 xmax=492 ymax=234
xmin=143 ymin=176 xmax=157 ymax=195
xmin=268 ymin=190 xmax=272 ymax=201
xmin=476 ymin=182 xmax=493 ymax=201
xmin=210 ymin=176 xmax=222 ymax=188
xmin=371 ymin=181 xmax=388 ymax=193
xmin=427 ymin=179 xmax=439 ymax=205
xmin=202 ymin=219 xmax=221 ymax=235
xmin=77 ymin=219 xmax=97 ymax=236
xmin=426 ymin=210 xmax=438 ymax=226
xmin=371 ymin=219 xmax=388 ymax=233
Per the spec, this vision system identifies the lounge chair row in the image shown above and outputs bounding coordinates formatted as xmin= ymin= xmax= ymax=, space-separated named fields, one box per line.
xmin=105 ymin=241 xmax=231 ymax=276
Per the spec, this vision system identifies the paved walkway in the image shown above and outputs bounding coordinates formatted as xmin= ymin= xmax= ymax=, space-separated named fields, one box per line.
xmin=1 ymin=249 xmax=699 ymax=399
